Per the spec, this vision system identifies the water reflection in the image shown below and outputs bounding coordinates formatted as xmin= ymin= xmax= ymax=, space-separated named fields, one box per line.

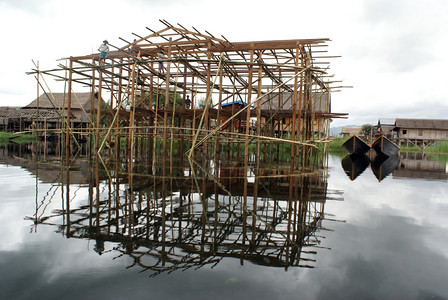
xmin=340 ymin=151 xmax=447 ymax=182
xmin=394 ymin=152 xmax=448 ymax=181
xmin=1 ymin=142 xmax=344 ymax=276
xmin=371 ymin=153 xmax=400 ymax=182
xmin=341 ymin=154 xmax=370 ymax=181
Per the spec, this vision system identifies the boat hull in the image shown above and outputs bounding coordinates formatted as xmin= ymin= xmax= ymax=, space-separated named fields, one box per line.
xmin=371 ymin=153 xmax=400 ymax=182
xmin=372 ymin=135 xmax=400 ymax=157
xmin=341 ymin=153 xmax=370 ymax=181
xmin=342 ymin=135 xmax=370 ymax=155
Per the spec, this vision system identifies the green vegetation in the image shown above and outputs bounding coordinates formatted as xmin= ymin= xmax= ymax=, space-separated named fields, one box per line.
xmin=400 ymin=140 xmax=448 ymax=153
xmin=0 ymin=132 xmax=37 ymax=146
xmin=136 ymin=90 xmax=184 ymax=110
xmin=327 ymin=137 xmax=347 ymax=153
xmin=426 ymin=140 xmax=448 ymax=153
xmin=360 ymin=124 xmax=373 ymax=138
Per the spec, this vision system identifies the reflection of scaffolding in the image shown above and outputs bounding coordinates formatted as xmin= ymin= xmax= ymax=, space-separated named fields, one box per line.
xmin=20 ymin=140 xmax=344 ymax=275
xmin=28 ymin=20 xmax=347 ymax=159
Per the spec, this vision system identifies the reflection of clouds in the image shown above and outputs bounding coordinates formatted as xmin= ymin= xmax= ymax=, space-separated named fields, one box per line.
xmin=0 ymin=165 xmax=90 ymax=251
xmin=319 ymin=155 xmax=448 ymax=298
xmin=1 ymin=156 xmax=448 ymax=298
xmin=328 ymin=155 xmax=448 ymax=229
xmin=310 ymin=215 xmax=448 ymax=299
xmin=0 ymin=166 xmax=42 ymax=251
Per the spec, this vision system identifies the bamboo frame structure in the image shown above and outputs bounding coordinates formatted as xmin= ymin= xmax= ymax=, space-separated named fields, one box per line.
xmin=27 ymin=20 xmax=347 ymax=163
xmin=17 ymin=140 xmax=344 ymax=274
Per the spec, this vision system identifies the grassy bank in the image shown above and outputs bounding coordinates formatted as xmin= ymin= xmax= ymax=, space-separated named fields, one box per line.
xmin=327 ymin=138 xmax=347 ymax=153
xmin=0 ymin=132 xmax=37 ymax=146
xmin=394 ymin=140 xmax=448 ymax=154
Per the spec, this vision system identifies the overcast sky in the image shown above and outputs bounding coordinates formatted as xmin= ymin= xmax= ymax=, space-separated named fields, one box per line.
xmin=0 ymin=0 xmax=447 ymax=127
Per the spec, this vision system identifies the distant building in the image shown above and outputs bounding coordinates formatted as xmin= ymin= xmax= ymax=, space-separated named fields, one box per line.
xmin=375 ymin=118 xmax=396 ymax=139
xmin=394 ymin=118 xmax=448 ymax=148
xmin=393 ymin=152 xmax=447 ymax=181
xmin=0 ymin=106 xmax=20 ymax=131
xmin=340 ymin=127 xmax=361 ymax=137
xmin=220 ymin=101 xmax=247 ymax=132
xmin=257 ymin=91 xmax=331 ymax=137
xmin=0 ymin=92 xmax=103 ymax=133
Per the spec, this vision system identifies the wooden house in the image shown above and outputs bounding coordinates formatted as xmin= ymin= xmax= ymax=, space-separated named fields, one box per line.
xmin=394 ymin=118 xmax=448 ymax=148
xmin=340 ymin=127 xmax=361 ymax=137
xmin=3 ymin=92 xmax=103 ymax=134
xmin=257 ymin=91 xmax=331 ymax=136
xmin=220 ymin=101 xmax=249 ymax=132
xmin=0 ymin=107 xmax=20 ymax=131
xmin=375 ymin=118 xmax=396 ymax=139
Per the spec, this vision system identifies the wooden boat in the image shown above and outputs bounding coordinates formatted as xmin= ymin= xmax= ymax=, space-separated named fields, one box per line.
xmin=341 ymin=153 xmax=370 ymax=181
xmin=342 ymin=135 xmax=370 ymax=156
xmin=371 ymin=153 xmax=400 ymax=182
xmin=371 ymin=135 xmax=400 ymax=157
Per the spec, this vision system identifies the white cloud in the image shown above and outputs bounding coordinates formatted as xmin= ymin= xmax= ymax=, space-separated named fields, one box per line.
xmin=1 ymin=0 xmax=447 ymax=124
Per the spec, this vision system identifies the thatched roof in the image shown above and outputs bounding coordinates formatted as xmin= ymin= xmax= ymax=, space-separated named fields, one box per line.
xmin=24 ymin=92 xmax=97 ymax=111
xmin=258 ymin=91 xmax=330 ymax=112
xmin=255 ymin=92 xmax=331 ymax=112
xmin=395 ymin=118 xmax=448 ymax=130
xmin=341 ymin=127 xmax=361 ymax=135
xmin=0 ymin=106 xmax=20 ymax=118
xmin=16 ymin=109 xmax=64 ymax=120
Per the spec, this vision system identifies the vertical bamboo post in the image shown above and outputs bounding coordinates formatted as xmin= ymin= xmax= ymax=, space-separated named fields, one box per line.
xmin=115 ymin=59 xmax=123 ymax=161
xmin=108 ymin=63 xmax=115 ymax=157
xmin=90 ymin=59 xmax=96 ymax=157
xmin=290 ymin=46 xmax=300 ymax=165
xmin=252 ymin=56 xmax=263 ymax=245
xmin=36 ymin=61 xmax=40 ymax=140
xmin=162 ymin=38 xmax=172 ymax=159
xmin=65 ymin=58 xmax=73 ymax=164
xmin=65 ymin=162 xmax=71 ymax=237
xmin=243 ymin=46 xmax=254 ymax=245
xmin=96 ymin=67 xmax=103 ymax=152
xmin=148 ymin=73 xmax=154 ymax=162
xmin=214 ymin=60 xmax=223 ymax=158
xmin=128 ymin=61 xmax=137 ymax=164
xmin=203 ymin=42 xmax=212 ymax=156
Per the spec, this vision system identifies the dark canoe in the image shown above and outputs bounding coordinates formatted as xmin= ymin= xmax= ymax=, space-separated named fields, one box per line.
xmin=341 ymin=153 xmax=370 ymax=181
xmin=342 ymin=135 xmax=371 ymax=155
xmin=371 ymin=153 xmax=400 ymax=182
xmin=371 ymin=135 xmax=400 ymax=157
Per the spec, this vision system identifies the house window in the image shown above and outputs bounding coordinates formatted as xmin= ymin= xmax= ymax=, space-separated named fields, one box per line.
xmin=418 ymin=129 xmax=423 ymax=136
xmin=403 ymin=129 xmax=407 ymax=135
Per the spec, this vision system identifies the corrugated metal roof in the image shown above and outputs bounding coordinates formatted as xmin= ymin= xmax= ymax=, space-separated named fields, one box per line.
xmin=395 ymin=118 xmax=448 ymax=130
xmin=221 ymin=100 xmax=246 ymax=107
xmin=378 ymin=118 xmax=395 ymax=125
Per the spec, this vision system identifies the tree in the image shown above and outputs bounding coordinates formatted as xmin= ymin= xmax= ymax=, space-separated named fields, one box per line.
xmin=196 ymin=97 xmax=206 ymax=109
xmin=360 ymin=124 xmax=373 ymax=139
xmin=135 ymin=90 xmax=183 ymax=110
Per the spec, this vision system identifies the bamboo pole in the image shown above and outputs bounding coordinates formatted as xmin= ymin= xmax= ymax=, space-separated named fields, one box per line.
xmin=290 ymin=47 xmax=300 ymax=165
xmin=162 ymin=38 xmax=173 ymax=162
xmin=96 ymin=68 xmax=103 ymax=151
xmin=65 ymin=59 xmax=73 ymax=165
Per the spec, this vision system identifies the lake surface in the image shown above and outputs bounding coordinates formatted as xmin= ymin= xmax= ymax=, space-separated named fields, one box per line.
xmin=1 ymin=143 xmax=447 ymax=299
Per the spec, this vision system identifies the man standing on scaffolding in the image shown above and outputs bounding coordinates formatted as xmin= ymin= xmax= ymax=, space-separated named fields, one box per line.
xmin=158 ymin=50 xmax=166 ymax=74
xmin=98 ymin=40 xmax=109 ymax=63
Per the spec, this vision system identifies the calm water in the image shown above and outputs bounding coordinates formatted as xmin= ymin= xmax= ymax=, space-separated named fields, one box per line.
xmin=1 ymin=144 xmax=447 ymax=300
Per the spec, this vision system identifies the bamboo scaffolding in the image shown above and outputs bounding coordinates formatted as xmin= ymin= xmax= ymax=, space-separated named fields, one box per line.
xmin=27 ymin=21 xmax=347 ymax=167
